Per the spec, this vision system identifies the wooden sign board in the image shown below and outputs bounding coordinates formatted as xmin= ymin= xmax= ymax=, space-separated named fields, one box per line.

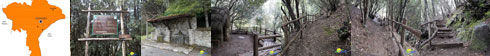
xmin=92 ymin=15 xmax=118 ymax=35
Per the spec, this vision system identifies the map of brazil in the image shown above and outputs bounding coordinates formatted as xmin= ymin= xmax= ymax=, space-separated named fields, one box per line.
xmin=0 ymin=0 xmax=70 ymax=56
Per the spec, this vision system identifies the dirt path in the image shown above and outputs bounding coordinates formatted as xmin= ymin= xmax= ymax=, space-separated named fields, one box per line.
xmin=349 ymin=6 xmax=400 ymax=56
xmin=285 ymin=4 xmax=350 ymax=56
xmin=212 ymin=34 xmax=253 ymax=56
xmin=420 ymin=47 xmax=484 ymax=56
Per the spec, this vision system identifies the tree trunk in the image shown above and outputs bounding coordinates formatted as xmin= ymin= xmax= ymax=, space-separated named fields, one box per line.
xmin=283 ymin=0 xmax=300 ymax=32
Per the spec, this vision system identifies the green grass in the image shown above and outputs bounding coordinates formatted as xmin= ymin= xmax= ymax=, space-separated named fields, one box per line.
xmin=324 ymin=26 xmax=335 ymax=35
xmin=140 ymin=33 xmax=153 ymax=40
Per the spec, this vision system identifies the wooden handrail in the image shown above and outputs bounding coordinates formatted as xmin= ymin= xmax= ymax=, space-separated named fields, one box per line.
xmin=387 ymin=18 xmax=422 ymax=38
xmin=279 ymin=22 xmax=308 ymax=55
xmin=418 ymin=27 xmax=438 ymax=48
xmin=259 ymin=35 xmax=282 ymax=39
xmin=252 ymin=27 xmax=276 ymax=32
xmin=253 ymin=34 xmax=282 ymax=56
xmin=420 ymin=19 xmax=440 ymax=25
xmin=281 ymin=15 xmax=311 ymax=27
xmin=246 ymin=27 xmax=279 ymax=35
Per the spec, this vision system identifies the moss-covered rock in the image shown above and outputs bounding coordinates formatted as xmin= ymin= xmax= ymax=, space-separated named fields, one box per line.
xmin=470 ymin=24 xmax=490 ymax=51
xmin=336 ymin=22 xmax=350 ymax=41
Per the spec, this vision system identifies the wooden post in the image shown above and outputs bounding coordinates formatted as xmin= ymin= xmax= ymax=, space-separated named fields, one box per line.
xmin=255 ymin=27 xmax=257 ymax=33
xmin=120 ymin=10 xmax=126 ymax=56
xmin=401 ymin=19 xmax=406 ymax=46
xmin=273 ymin=30 xmax=277 ymax=42
xmin=265 ymin=29 xmax=268 ymax=35
xmin=80 ymin=1 xmax=132 ymax=56
xmin=253 ymin=34 xmax=258 ymax=56
xmin=428 ymin=19 xmax=431 ymax=42
xmin=84 ymin=3 xmax=91 ymax=56
xmin=205 ymin=11 xmax=209 ymax=27
xmin=119 ymin=0 xmax=126 ymax=55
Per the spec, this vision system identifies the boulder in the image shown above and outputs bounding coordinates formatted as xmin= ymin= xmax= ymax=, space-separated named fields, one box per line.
xmin=470 ymin=24 xmax=490 ymax=51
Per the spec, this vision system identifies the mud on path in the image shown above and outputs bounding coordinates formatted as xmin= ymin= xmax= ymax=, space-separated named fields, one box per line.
xmin=348 ymin=6 xmax=399 ymax=56
xmin=285 ymin=4 xmax=350 ymax=56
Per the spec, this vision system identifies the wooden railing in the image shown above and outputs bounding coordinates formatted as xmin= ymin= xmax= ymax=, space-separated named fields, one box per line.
xmin=252 ymin=27 xmax=278 ymax=35
xmin=387 ymin=17 xmax=440 ymax=56
xmin=247 ymin=27 xmax=282 ymax=56
xmin=235 ymin=27 xmax=278 ymax=35
xmin=417 ymin=20 xmax=440 ymax=48
xmin=253 ymin=34 xmax=282 ymax=56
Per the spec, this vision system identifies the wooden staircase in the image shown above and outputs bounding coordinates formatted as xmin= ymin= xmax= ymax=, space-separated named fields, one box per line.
xmin=429 ymin=20 xmax=463 ymax=48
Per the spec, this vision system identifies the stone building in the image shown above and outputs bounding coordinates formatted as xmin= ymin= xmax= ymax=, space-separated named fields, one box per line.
xmin=147 ymin=14 xmax=211 ymax=48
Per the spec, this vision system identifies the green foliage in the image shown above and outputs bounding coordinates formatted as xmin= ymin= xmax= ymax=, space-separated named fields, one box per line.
xmin=456 ymin=14 xmax=485 ymax=40
xmin=141 ymin=33 xmax=153 ymax=41
xmin=454 ymin=17 xmax=486 ymax=51
xmin=480 ymin=4 xmax=487 ymax=7
xmin=255 ymin=18 xmax=264 ymax=25
xmin=478 ymin=0 xmax=489 ymax=7
xmin=147 ymin=26 xmax=156 ymax=33
xmin=248 ymin=0 xmax=266 ymax=7
xmin=142 ymin=0 xmax=167 ymax=17
xmin=465 ymin=19 xmax=483 ymax=29
xmin=163 ymin=0 xmax=210 ymax=16
xmin=485 ymin=10 xmax=490 ymax=16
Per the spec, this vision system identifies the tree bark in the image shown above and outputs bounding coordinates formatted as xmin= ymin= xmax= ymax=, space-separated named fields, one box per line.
xmin=282 ymin=0 xmax=300 ymax=32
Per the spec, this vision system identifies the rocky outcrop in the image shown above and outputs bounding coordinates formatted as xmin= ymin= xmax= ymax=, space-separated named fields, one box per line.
xmin=210 ymin=7 xmax=231 ymax=42
xmin=470 ymin=24 xmax=490 ymax=51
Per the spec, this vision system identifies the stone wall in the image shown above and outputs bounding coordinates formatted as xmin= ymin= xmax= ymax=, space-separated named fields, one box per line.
xmin=152 ymin=22 xmax=170 ymax=42
xmin=151 ymin=16 xmax=211 ymax=48
xmin=188 ymin=16 xmax=211 ymax=48
xmin=189 ymin=29 xmax=211 ymax=48
xmin=167 ymin=17 xmax=192 ymax=44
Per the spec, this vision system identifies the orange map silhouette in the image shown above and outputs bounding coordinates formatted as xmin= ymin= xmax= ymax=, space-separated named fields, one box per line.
xmin=2 ymin=0 xmax=65 ymax=56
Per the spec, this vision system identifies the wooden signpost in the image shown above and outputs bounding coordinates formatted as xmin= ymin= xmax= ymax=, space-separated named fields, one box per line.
xmin=92 ymin=15 xmax=118 ymax=35
xmin=78 ymin=3 xmax=131 ymax=56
